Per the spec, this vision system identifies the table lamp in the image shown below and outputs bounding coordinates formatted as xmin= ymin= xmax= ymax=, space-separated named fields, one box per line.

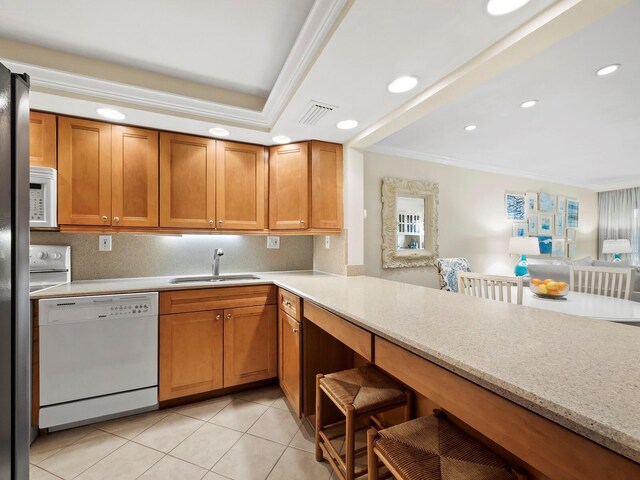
xmin=508 ymin=237 xmax=540 ymax=276
xmin=602 ymin=239 xmax=632 ymax=262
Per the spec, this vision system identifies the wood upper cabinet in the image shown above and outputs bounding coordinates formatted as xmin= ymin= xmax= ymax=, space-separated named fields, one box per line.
xmin=216 ymin=141 xmax=267 ymax=230
xmin=279 ymin=304 xmax=302 ymax=416
xmin=310 ymin=141 xmax=343 ymax=229
xmin=57 ymin=117 xmax=112 ymax=226
xmin=29 ymin=112 xmax=57 ymax=168
xmin=160 ymin=132 xmax=216 ymax=229
xmin=159 ymin=310 xmax=224 ymax=401
xmin=112 ymin=126 xmax=159 ymax=227
xmin=269 ymin=143 xmax=309 ymax=230
xmin=224 ymin=305 xmax=277 ymax=387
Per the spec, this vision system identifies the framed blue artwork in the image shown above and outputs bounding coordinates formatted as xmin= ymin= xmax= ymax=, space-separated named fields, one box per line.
xmin=512 ymin=223 xmax=527 ymax=237
xmin=537 ymin=214 xmax=553 ymax=234
xmin=539 ymin=192 xmax=556 ymax=211
xmin=537 ymin=236 xmax=553 ymax=254
xmin=505 ymin=193 xmax=525 ymax=220
xmin=567 ymin=200 xmax=579 ymax=228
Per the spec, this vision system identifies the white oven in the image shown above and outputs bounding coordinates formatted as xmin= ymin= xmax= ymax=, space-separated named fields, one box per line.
xmin=30 ymin=166 xmax=57 ymax=228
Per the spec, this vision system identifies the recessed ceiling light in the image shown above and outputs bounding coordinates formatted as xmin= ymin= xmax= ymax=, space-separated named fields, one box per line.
xmin=486 ymin=0 xmax=530 ymax=16
xmin=208 ymin=127 xmax=230 ymax=137
xmin=272 ymin=135 xmax=291 ymax=144
xmin=520 ymin=99 xmax=538 ymax=108
xmin=464 ymin=124 xmax=477 ymax=131
xmin=596 ymin=64 xmax=620 ymax=76
xmin=97 ymin=108 xmax=125 ymax=120
xmin=387 ymin=76 xmax=418 ymax=93
xmin=337 ymin=120 xmax=358 ymax=130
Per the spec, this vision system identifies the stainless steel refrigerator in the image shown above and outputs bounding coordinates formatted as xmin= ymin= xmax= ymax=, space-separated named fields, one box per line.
xmin=0 ymin=61 xmax=31 ymax=480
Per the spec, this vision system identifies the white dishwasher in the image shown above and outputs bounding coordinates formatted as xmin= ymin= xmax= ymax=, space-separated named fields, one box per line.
xmin=38 ymin=292 xmax=158 ymax=429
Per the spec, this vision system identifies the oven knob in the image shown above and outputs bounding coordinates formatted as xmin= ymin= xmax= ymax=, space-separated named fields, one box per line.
xmin=37 ymin=251 xmax=48 ymax=259
xmin=51 ymin=252 xmax=62 ymax=260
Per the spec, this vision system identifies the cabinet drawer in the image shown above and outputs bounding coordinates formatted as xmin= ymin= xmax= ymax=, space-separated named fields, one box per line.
xmin=304 ymin=302 xmax=372 ymax=361
xmin=160 ymin=285 xmax=276 ymax=314
xmin=279 ymin=288 xmax=300 ymax=320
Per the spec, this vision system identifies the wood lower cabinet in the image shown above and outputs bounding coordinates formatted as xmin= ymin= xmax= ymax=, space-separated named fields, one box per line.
xmin=216 ymin=141 xmax=267 ymax=230
xmin=159 ymin=310 xmax=223 ymax=401
xmin=279 ymin=310 xmax=302 ymax=416
xmin=57 ymin=116 xmax=112 ymax=226
xmin=224 ymin=305 xmax=277 ymax=387
xmin=159 ymin=132 xmax=216 ymax=229
xmin=29 ymin=111 xmax=57 ymax=168
xmin=269 ymin=143 xmax=309 ymax=230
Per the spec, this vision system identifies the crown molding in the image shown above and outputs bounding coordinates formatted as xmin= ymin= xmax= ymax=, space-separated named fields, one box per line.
xmin=1 ymin=0 xmax=348 ymax=131
xmin=366 ymin=145 xmax=602 ymax=191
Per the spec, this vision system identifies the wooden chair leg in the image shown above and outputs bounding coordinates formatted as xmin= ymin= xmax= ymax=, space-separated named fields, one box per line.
xmin=404 ymin=390 xmax=413 ymax=422
xmin=315 ymin=374 xmax=324 ymax=462
xmin=367 ymin=428 xmax=379 ymax=480
xmin=345 ymin=404 xmax=356 ymax=480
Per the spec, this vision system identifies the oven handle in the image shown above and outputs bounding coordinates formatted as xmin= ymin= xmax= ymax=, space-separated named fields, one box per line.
xmin=30 ymin=269 xmax=69 ymax=273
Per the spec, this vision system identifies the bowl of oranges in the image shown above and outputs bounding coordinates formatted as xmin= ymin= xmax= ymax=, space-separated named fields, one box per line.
xmin=529 ymin=278 xmax=569 ymax=299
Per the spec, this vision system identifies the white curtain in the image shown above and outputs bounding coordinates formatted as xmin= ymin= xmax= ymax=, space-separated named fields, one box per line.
xmin=598 ymin=187 xmax=640 ymax=264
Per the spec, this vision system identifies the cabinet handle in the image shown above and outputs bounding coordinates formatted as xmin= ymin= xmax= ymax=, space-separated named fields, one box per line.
xmin=216 ymin=314 xmax=221 ymax=320
xmin=101 ymin=215 xmax=108 ymax=222
xmin=226 ymin=313 xmax=232 ymax=319
xmin=300 ymin=220 xmax=305 ymax=224
xmin=209 ymin=220 xmax=214 ymax=225
xmin=113 ymin=216 xmax=120 ymax=223
xmin=292 ymin=328 xmax=299 ymax=334
xmin=284 ymin=301 xmax=292 ymax=307
xmin=219 ymin=220 xmax=223 ymax=224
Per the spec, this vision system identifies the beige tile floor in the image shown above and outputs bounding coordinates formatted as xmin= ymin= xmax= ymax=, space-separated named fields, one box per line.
xmin=30 ymin=386 xmax=338 ymax=480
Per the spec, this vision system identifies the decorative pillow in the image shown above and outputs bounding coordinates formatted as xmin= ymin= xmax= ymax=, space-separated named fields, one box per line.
xmin=526 ymin=264 xmax=571 ymax=285
xmin=568 ymin=256 xmax=594 ymax=266
xmin=436 ymin=258 xmax=471 ymax=293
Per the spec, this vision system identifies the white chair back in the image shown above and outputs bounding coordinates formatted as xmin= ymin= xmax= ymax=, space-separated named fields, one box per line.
xmin=457 ymin=272 xmax=523 ymax=305
xmin=570 ymin=266 xmax=632 ymax=300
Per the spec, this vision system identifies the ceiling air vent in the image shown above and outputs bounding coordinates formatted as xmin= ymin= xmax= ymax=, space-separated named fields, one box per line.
xmin=298 ymin=100 xmax=338 ymax=126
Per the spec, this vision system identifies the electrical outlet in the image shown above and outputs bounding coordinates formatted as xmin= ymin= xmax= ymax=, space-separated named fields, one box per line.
xmin=99 ymin=235 xmax=112 ymax=252
xmin=267 ymin=236 xmax=280 ymax=249
xmin=325 ymin=236 xmax=331 ymax=249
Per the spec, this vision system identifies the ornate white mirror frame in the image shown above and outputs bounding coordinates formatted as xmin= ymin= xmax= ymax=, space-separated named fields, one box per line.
xmin=381 ymin=177 xmax=439 ymax=268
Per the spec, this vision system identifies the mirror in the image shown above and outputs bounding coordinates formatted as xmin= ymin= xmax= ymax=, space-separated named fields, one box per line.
xmin=381 ymin=177 xmax=439 ymax=268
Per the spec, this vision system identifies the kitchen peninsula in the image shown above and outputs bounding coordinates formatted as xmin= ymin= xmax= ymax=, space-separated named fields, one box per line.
xmin=31 ymin=271 xmax=640 ymax=479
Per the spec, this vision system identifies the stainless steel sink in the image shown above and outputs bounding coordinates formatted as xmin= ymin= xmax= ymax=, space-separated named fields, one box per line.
xmin=169 ymin=274 xmax=260 ymax=284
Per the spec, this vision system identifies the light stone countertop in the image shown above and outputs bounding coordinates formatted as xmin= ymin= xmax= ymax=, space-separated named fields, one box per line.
xmin=31 ymin=271 xmax=640 ymax=463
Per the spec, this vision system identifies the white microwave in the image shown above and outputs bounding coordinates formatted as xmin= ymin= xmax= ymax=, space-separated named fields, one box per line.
xmin=30 ymin=166 xmax=57 ymax=228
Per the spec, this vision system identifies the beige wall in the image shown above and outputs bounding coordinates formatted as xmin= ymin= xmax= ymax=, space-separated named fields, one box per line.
xmin=363 ymin=151 xmax=599 ymax=288
xmin=31 ymin=232 xmax=313 ymax=281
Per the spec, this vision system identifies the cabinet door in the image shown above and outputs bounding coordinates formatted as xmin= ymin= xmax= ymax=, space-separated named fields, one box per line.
xmin=224 ymin=305 xmax=277 ymax=387
xmin=216 ymin=141 xmax=267 ymax=230
xmin=160 ymin=132 xmax=216 ymax=229
xmin=269 ymin=143 xmax=308 ymax=230
xmin=57 ymin=117 xmax=112 ymax=225
xmin=29 ymin=111 xmax=57 ymax=168
xmin=310 ymin=141 xmax=343 ymax=229
xmin=112 ymin=126 xmax=159 ymax=227
xmin=159 ymin=310 xmax=223 ymax=401
xmin=279 ymin=310 xmax=302 ymax=416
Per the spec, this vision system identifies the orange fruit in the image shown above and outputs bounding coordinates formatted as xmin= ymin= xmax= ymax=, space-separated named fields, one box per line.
xmin=546 ymin=282 xmax=559 ymax=291
xmin=531 ymin=278 xmax=543 ymax=285
xmin=543 ymin=279 xmax=554 ymax=285
xmin=538 ymin=285 xmax=548 ymax=294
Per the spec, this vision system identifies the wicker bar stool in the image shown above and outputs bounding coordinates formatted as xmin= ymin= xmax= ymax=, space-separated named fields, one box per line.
xmin=367 ymin=411 xmax=524 ymax=480
xmin=316 ymin=366 xmax=411 ymax=480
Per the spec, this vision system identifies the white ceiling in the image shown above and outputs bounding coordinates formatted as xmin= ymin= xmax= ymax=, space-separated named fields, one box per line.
xmin=3 ymin=0 xmax=633 ymax=190
xmin=0 ymin=0 xmax=314 ymax=97
xmin=372 ymin=1 xmax=640 ymax=190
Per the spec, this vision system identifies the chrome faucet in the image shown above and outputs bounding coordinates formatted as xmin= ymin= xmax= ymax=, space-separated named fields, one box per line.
xmin=212 ymin=248 xmax=224 ymax=276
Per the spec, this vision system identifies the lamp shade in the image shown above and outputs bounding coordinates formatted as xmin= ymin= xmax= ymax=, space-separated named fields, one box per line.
xmin=602 ymin=239 xmax=632 ymax=254
xmin=508 ymin=236 xmax=540 ymax=255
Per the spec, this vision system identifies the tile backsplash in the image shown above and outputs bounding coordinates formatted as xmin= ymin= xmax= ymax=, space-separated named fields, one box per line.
xmin=30 ymin=232 xmax=313 ymax=281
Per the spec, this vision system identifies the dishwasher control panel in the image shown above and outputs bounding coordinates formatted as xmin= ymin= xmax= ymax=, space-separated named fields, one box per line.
xmin=39 ymin=292 xmax=159 ymax=326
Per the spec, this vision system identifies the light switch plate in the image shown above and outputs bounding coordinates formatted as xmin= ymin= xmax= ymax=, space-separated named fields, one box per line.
xmin=99 ymin=235 xmax=112 ymax=252
xmin=325 ymin=236 xmax=331 ymax=249
xmin=267 ymin=236 xmax=280 ymax=249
